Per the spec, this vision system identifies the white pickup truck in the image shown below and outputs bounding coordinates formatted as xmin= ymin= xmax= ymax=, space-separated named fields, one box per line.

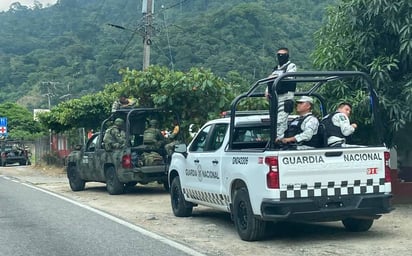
xmin=168 ymin=71 xmax=393 ymax=241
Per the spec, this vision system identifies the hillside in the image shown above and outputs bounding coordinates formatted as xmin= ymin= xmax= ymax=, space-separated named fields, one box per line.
xmin=0 ymin=0 xmax=336 ymax=110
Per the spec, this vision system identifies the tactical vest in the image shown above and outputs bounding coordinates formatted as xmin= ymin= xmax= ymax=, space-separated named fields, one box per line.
xmin=284 ymin=114 xmax=320 ymax=147
xmin=143 ymin=128 xmax=159 ymax=144
xmin=270 ymin=62 xmax=296 ymax=95
xmin=321 ymin=112 xmax=345 ymax=139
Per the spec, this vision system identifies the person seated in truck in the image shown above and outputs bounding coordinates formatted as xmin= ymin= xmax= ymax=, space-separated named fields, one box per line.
xmin=103 ymin=118 xmax=126 ymax=151
xmin=164 ymin=119 xmax=180 ymax=156
xmin=279 ymin=96 xmax=320 ymax=149
xmin=143 ymin=119 xmax=165 ymax=151
xmin=111 ymin=94 xmax=137 ymax=112
xmin=321 ymin=102 xmax=358 ymax=147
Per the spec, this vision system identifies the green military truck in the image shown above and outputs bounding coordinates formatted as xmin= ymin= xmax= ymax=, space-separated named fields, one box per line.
xmin=66 ymin=108 xmax=179 ymax=195
xmin=0 ymin=140 xmax=32 ymax=166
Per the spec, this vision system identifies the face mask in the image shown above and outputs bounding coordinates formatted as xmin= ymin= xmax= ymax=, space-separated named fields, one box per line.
xmin=277 ymin=53 xmax=289 ymax=66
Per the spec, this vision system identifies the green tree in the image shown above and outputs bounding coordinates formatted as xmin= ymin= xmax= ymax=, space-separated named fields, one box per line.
xmin=312 ymin=0 xmax=412 ymax=151
xmin=38 ymin=92 xmax=112 ymax=133
xmin=107 ymin=66 xmax=236 ymax=140
xmin=41 ymin=66 xmax=237 ymax=141
xmin=0 ymin=102 xmax=45 ymax=140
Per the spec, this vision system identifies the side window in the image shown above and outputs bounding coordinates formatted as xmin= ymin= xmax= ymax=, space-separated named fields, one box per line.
xmin=189 ymin=125 xmax=211 ymax=152
xmin=86 ymin=135 xmax=99 ymax=152
xmin=232 ymin=126 xmax=271 ymax=149
xmin=210 ymin=124 xmax=228 ymax=151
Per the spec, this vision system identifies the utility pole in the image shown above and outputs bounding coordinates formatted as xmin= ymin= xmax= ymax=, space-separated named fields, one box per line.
xmin=142 ymin=0 xmax=154 ymax=70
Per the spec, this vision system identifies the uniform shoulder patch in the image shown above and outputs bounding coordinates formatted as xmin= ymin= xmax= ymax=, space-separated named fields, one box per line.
xmin=339 ymin=114 xmax=347 ymax=121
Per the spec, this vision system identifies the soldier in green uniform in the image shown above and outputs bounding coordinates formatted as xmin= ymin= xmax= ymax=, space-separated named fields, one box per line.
xmin=103 ymin=118 xmax=126 ymax=151
xmin=143 ymin=119 xmax=164 ymax=150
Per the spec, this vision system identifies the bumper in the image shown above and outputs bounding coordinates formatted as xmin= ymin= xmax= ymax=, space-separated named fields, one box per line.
xmin=117 ymin=165 xmax=167 ymax=183
xmin=260 ymin=193 xmax=393 ymax=222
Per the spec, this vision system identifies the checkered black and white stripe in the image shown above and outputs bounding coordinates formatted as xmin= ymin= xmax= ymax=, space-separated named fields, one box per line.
xmin=280 ymin=178 xmax=386 ymax=199
xmin=183 ymin=188 xmax=230 ymax=206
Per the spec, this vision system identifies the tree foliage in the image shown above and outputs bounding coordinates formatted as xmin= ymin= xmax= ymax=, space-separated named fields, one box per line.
xmin=312 ymin=0 xmax=412 ymax=149
xmin=0 ymin=102 xmax=45 ymax=140
xmin=42 ymin=66 xmax=236 ymax=140
xmin=37 ymin=92 xmax=112 ymax=132
xmin=0 ymin=0 xmax=335 ymax=109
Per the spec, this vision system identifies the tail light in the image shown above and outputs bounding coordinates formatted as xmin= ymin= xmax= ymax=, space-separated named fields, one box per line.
xmin=384 ymin=151 xmax=391 ymax=183
xmin=122 ymin=154 xmax=133 ymax=169
xmin=265 ymin=156 xmax=279 ymax=189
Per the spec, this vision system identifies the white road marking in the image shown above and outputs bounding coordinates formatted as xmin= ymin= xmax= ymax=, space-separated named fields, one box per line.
xmin=1 ymin=175 xmax=205 ymax=256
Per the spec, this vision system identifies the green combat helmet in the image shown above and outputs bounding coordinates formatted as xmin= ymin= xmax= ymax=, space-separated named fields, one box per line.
xmin=149 ymin=119 xmax=158 ymax=126
xmin=114 ymin=118 xmax=124 ymax=126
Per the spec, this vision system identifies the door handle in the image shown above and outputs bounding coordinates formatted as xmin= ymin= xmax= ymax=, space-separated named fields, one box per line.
xmin=212 ymin=160 xmax=219 ymax=165
xmin=194 ymin=159 xmax=200 ymax=163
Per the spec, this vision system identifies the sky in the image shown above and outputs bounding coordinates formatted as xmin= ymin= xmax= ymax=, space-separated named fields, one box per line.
xmin=0 ymin=0 xmax=57 ymax=11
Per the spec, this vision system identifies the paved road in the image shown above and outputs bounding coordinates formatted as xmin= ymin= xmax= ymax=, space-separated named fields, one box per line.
xmin=0 ymin=175 xmax=204 ymax=256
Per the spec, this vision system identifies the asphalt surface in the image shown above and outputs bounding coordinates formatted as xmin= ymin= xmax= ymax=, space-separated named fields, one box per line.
xmin=0 ymin=175 xmax=204 ymax=256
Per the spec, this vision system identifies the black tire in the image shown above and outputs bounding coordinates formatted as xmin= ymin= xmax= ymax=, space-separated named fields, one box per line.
xmin=342 ymin=218 xmax=374 ymax=232
xmin=67 ymin=165 xmax=85 ymax=191
xmin=1 ymin=159 xmax=6 ymax=167
xmin=232 ymin=187 xmax=266 ymax=241
xmin=170 ymin=177 xmax=193 ymax=217
xmin=105 ymin=166 xmax=124 ymax=195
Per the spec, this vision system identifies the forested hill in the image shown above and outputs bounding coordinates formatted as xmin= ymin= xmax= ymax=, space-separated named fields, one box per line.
xmin=0 ymin=0 xmax=336 ymax=110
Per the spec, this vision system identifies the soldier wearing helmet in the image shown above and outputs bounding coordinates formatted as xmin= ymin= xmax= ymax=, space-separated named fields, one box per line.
xmin=143 ymin=119 xmax=164 ymax=150
xmin=103 ymin=118 xmax=126 ymax=151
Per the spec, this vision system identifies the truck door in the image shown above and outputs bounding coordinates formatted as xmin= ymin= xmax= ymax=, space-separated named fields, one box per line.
xmin=79 ymin=134 xmax=103 ymax=181
xmin=184 ymin=123 xmax=227 ymax=202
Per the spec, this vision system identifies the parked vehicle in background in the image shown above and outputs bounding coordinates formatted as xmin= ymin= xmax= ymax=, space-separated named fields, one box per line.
xmin=66 ymin=108 xmax=180 ymax=195
xmin=0 ymin=140 xmax=32 ymax=166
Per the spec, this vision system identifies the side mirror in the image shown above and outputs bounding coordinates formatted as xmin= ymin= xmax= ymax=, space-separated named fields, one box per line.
xmin=174 ymin=143 xmax=187 ymax=154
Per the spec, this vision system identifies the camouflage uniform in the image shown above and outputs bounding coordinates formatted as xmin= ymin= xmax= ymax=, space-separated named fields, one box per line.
xmin=103 ymin=118 xmax=126 ymax=151
xmin=143 ymin=120 xmax=164 ymax=150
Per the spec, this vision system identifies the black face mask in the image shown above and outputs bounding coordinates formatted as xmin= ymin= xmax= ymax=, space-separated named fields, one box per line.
xmin=277 ymin=53 xmax=289 ymax=66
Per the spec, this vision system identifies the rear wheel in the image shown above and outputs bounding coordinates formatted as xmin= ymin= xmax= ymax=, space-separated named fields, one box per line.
xmin=170 ymin=177 xmax=193 ymax=217
xmin=105 ymin=166 xmax=124 ymax=195
xmin=233 ymin=187 xmax=266 ymax=241
xmin=67 ymin=165 xmax=85 ymax=191
xmin=342 ymin=218 xmax=374 ymax=232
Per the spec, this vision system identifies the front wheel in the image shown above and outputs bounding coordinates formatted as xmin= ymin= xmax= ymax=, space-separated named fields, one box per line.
xmin=170 ymin=177 xmax=193 ymax=217
xmin=105 ymin=166 xmax=124 ymax=195
xmin=67 ymin=165 xmax=85 ymax=191
xmin=342 ymin=218 xmax=374 ymax=232
xmin=232 ymin=187 xmax=266 ymax=241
